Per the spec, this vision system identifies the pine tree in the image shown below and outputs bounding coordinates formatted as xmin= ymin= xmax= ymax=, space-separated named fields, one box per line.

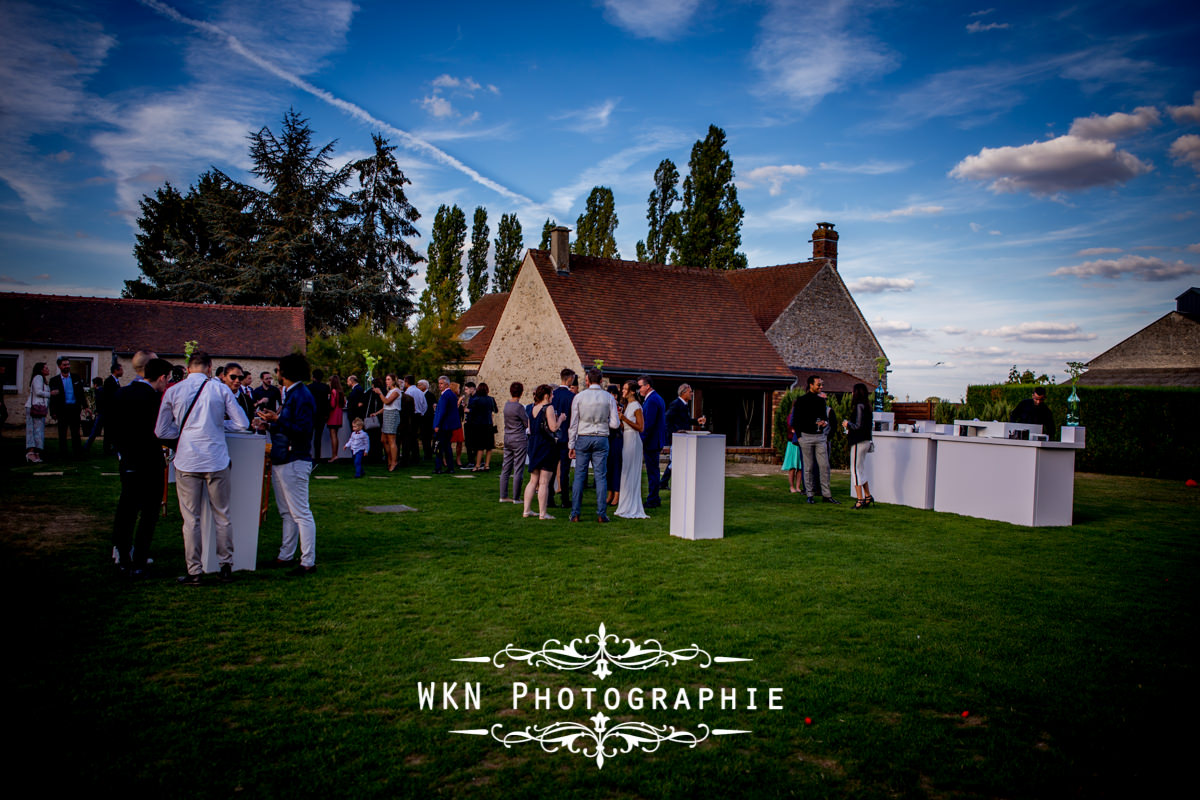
xmin=466 ymin=206 xmax=490 ymax=305
xmin=676 ymin=125 xmax=748 ymax=270
xmin=539 ymin=218 xmax=557 ymax=250
xmin=636 ymin=159 xmax=681 ymax=264
xmin=492 ymin=213 xmax=523 ymax=293
xmin=422 ymin=204 xmax=467 ymax=321
xmin=572 ymin=186 xmax=619 ymax=258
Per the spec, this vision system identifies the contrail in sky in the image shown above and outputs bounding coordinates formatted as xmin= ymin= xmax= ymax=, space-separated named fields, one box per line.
xmin=138 ymin=0 xmax=535 ymax=208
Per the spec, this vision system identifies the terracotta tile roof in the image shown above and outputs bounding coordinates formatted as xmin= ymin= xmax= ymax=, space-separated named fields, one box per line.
xmin=787 ymin=367 xmax=876 ymax=393
xmin=530 ymin=251 xmax=794 ymax=381
xmin=454 ymin=292 xmax=509 ymax=362
xmin=0 ymin=292 xmax=306 ymax=358
xmin=726 ymin=260 xmax=824 ymax=331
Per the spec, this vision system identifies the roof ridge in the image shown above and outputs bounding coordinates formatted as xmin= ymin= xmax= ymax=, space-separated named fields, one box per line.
xmin=0 ymin=291 xmax=303 ymax=313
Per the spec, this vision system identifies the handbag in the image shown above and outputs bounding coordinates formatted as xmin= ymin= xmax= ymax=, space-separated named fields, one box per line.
xmin=363 ymin=391 xmax=381 ymax=430
xmin=30 ymin=402 xmax=48 ymax=418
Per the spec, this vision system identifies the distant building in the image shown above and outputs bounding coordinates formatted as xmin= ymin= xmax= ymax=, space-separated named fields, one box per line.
xmin=1080 ymin=288 xmax=1200 ymax=387
xmin=0 ymin=293 xmax=306 ymax=424
xmin=454 ymin=223 xmax=886 ymax=447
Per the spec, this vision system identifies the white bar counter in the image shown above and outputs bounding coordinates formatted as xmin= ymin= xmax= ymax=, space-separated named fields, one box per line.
xmin=870 ymin=431 xmax=938 ymax=510
xmin=198 ymin=432 xmax=266 ymax=572
xmin=669 ymin=432 xmax=725 ymax=540
xmin=932 ymin=436 xmax=1084 ymax=527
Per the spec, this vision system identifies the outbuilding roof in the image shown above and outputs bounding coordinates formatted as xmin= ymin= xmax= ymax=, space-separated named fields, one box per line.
xmin=0 ymin=292 xmax=307 ymax=358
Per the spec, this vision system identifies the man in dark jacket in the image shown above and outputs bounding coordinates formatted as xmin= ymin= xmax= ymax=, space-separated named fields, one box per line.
xmin=111 ymin=356 xmax=171 ymax=576
xmin=308 ymin=369 xmax=331 ymax=459
xmin=1010 ymin=386 xmax=1056 ymax=439
xmin=345 ymin=375 xmax=367 ymax=423
xmin=637 ymin=374 xmax=668 ymax=508
xmin=662 ymin=383 xmax=707 ymax=490
xmin=257 ymin=353 xmax=318 ymax=576
xmin=793 ymin=375 xmax=839 ymax=505
xmin=551 ymin=369 xmax=576 ymax=508
xmin=86 ymin=362 xmax=123 ymax=453
xmin=49 ymin=356 xmax=87 ymax=458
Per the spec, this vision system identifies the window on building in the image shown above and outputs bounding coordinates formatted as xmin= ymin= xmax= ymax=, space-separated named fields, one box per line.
xmin=459 ymin=326 xmax=485 ymax=342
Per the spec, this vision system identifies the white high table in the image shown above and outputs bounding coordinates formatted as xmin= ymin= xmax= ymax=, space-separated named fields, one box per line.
xmin=932 ymin=436 xmax=1085 ymax=527
xmin=168 ymin=433 xmax=266 ymax=572
xmin=669 ymin=432 xmax=725 ymax=540
xmin=869 ymin=431 xmax=938 ymax=510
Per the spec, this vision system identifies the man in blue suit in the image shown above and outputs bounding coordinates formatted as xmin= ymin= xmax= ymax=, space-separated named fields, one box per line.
xmin=637 ymin=374 xmax=667 ymax=508
xmin=432 ymin=375 xmax=461 ymax=474
xmin=550 ymin=368 xmax=577 ymax=508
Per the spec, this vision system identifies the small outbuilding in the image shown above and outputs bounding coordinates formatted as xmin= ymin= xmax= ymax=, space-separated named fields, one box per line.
xmin=1080 ymin=288 xmax=1200 ymax=387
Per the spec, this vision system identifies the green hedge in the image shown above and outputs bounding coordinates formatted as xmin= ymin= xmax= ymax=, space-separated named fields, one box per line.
xmin=963 ymin=384 xmax=1200 ymax=479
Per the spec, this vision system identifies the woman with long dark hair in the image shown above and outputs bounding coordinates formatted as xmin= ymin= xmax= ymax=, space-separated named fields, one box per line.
xmin=24 ymin=361 xmax=50 ymax=463
xmin=842 ymin=382 xmax=874 ymax=509
xmin=326 ymin=374 xmax=344 ymax=463
xmin=522 ymin=384 xmax=564 ymax=520
xmin=467 ymin=382 xmax=498 ymax=471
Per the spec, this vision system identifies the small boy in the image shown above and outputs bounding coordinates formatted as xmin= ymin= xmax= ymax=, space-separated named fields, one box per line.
xmin=344 ymin=417 xmax=370 ymax=477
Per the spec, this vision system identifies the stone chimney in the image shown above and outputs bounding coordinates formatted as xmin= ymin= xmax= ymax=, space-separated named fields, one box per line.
xmin=810 ymin=222 xmax=838 ymax=268
xmin=1178 ymin=287 xmax=1200 ymax=315
xmin=550 ymin=226 xmax=571 ymax=275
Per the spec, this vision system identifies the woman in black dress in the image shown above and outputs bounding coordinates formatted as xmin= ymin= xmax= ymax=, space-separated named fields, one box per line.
xmin=467 ymin=382 xmax=499 ymax=471
xmin=605 ymin=384 xmax=624 ymax=508
xmin=842 ymin=382 xmax=874 ymax=508
xmin=522 ymin=384 xmax=564 ymax=520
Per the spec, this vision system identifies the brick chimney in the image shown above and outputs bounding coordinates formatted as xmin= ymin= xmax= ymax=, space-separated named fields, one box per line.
xmin=810 ymin=222 xmax=838 ymax=268
xmin=550 ymin=226 xmax=571 ymax=274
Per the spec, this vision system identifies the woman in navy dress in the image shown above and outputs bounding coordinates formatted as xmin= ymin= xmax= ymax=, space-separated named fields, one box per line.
xmin=522 ymin=384 xmax=563 ymax=520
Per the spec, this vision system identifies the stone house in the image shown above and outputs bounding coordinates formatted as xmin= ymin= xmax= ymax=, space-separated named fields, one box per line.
xmin=0 ymin=293 xmax=306 ymax=425
xmin=1079 ymin=287 xmax=1200 ymax=387
xmin=455 ymin=224 xmax=886 ymax=447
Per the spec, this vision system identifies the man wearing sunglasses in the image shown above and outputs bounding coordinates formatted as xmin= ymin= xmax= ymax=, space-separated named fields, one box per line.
xmin=221 ymin=363 xmax=256 ymax=424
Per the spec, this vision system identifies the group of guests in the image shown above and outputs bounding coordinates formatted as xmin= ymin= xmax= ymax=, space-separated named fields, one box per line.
xmin=88 ymin=348 xmax=322 ymax=582
xmin=489 ymin=369 xmax=706 ymax=523
xmin=783 ymin=376 xmax=875 ymax=509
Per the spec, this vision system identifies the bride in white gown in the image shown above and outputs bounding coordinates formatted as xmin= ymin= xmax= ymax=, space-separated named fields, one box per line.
xmin=616 ymin=380 xmax=648 ymax=519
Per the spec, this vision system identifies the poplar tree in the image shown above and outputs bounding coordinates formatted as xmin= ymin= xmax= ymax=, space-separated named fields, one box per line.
xmin=492 ymin=213 xmax=523 ymax=293
xmin=466 ymin=206 xmax=489 ymax=305
xmin=421 ymin=204 xmax=467 ymax=320
xmin=572 ymin=186 xmax=619 ymax=258
xmin=635 ymin=159 xmax=681 ymax=264
xmin=539 ymin=218 xmax=557 ymax=251
xmin=676 ymin=124 xmax=747 ymax=270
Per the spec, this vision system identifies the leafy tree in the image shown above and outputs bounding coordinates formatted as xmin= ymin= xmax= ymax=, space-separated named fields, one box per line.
xmin=539 ymin=218 xmax=557 ymax=250
xmin=307 ymin=315 xmax=465 ymax=384
xmin=572 ymin=186 xmax=619 ymax=258
xmin=1006 ymin=365 xmax=1021 ymax=384
xmin=421 ymin=204 xmax=467 ymax=321
xmin=676 ymin=124 xmax=747 ymax=270
xmin=466 ymin=206 xmax=490 ymax=305
xmin=635 ymin=159 xmax=681 ymax=264
xmin=125 ymin=110 xmax=422 ymax=334
xmin=344 ymin=133 xmax=422 ymax=327
xmin=492 ymin=212 xmax=523 ymax=293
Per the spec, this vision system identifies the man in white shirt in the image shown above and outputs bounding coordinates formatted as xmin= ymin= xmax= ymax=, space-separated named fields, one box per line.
xmin=155 ymin=350 xmax=249 ymax=584
xmin=567 ymin=368 xmax=621 ymax=523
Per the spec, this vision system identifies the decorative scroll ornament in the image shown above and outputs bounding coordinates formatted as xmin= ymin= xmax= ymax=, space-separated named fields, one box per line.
xmin=452 ymin=715 xmax=749 ymax=769
xmin=454 ymin=622 xmax=750 ymax=680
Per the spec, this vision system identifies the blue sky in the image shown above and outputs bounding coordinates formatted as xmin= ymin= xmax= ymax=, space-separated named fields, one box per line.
xmin=1 ymin=0 xmax=1198 ymax=401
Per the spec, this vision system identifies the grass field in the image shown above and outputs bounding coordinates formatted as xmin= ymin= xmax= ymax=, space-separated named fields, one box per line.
xmin=2 ymin=442 xmax=1197 ymax=799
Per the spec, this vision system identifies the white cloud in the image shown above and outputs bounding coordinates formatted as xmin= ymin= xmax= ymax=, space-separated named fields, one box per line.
xmin=1187 ymin=243 xmax=1200 ymax=254
xmin=950 ymin=135 xmax=1152 ymax=196
xmin=872 ymin=204 xmax=944 ymax=220
xmin=818 ymin=160 xmax=910 ymax=175
xmin=847 ymin=277 xmax=916 ymax=293
xmin=139 ymin=0 xmax=535 ymax=208
xmin=421 ymin=94 xmax=454 ymax=119
xmin=872 ymin=317 xmax=923 ymax=337
xmin=966 ymin=21 xmax=1009 ymax=33
xmin=0 ymin=1 xmax=115 ymax=214
xmin=1052 ymin=254 xmax=1200 ymax=281
xmin=1168 ymin=91 xmax=1200 ymax=125
xmin=941 ymin=326 xmax=967 ymax=335
xmin=981 ymin=322 xmax=1097 ymax=342
xmin=1077 ymin=247 xmax=1122 ymax=256
xmin=744 ymin=164 xmax=808 ymax=195
xmin=1068 ymin=106 xmax=1161 ymax=140
xmin=1169 ymin=134 xmax=1200 ymax=174
xmin=599 ymin=0 xmax=701 ymax=41
xmin=552 ymin=99 xmax=620 ymax=132
xmin=969 ymin=9 xmax=995 ymax=16
xmin=752 ymin=0 xmax=897 ymax=109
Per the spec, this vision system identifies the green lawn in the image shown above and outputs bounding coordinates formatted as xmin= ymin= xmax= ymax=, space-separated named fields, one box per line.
xmin=2 ymin=445 xmax=1196 ymax=799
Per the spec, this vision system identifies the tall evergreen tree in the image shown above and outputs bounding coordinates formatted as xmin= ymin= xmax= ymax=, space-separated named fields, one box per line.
xmin=466 ymin=206 xmax=490 ymax=305
xmin=345 ymin=134 xmax=422 ymax=327
xmin=539 ymin=218 xmax=557 ymax=250
xmin=126 ymin=110 xmax=423 ymax=333
xmin=421 ymin=204 xmax=467 ymax=321
xmin=492 ymin=212 xmax=523 ymax=293
xmin=676 ymin=124 xmax=748 ymax=270
xmin=572 ymin=186 xmax=620 ymax=258
xmin=635 ymin=159 xmax=681 ymax=264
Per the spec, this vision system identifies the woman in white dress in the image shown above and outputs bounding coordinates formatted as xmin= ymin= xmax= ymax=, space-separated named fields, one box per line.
xmin=616 ymin=380 xmax=648 ymax=519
